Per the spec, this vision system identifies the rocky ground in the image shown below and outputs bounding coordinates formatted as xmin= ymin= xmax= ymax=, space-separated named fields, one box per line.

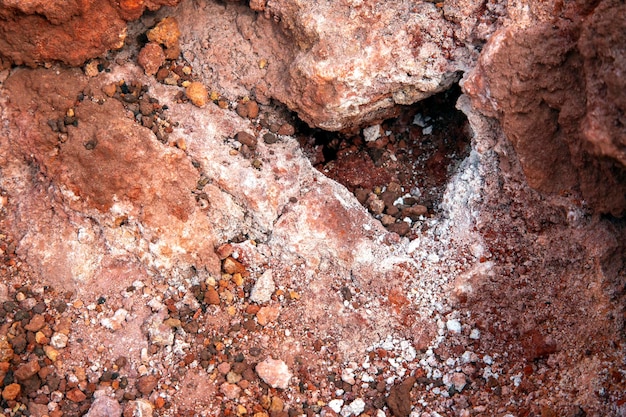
xmin=0 ymin=1 xmax=625 ymax=417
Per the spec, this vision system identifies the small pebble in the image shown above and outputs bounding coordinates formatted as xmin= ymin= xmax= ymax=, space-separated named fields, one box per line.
xmin=50 ymin=332 xmax=68 ymax=349
xmin=44 ymin=345 xmax=59 ymax=362
xmin=136 ymin=375 xmax=158 ymax=395
xmin=138 ymin=43 xmax=165 ymax=76
xmin=217 ymin=362 xmax=231 ymax=375
xmin=328 ymin=399 xmax=344 ymax=413
xmin=85 ymin=396 xmax=122 ymax=417
xmin=446 ymin=319 xmax=462 ymax=333
xmin=204 ymin=288 xmax=220 ymax=305
xmin=14 ymin=359 xmax=40 ymax=380
xmin=66 ymin=388 xmax=87 ymax=402
xmin=256 ymin=305 xmax=280 ymax=326
xmin=123 ymin=399 xmax=153 ymax=417
xmin=236 ymin=131 xmax=257 ymax=150
xmin=226 ymin=371 xmax=242 ymax=384
xmin=220 ymin=382 xmax=241 ymax=400
xmin=1 ymin=383 xmax=20 ymax=401
xmin=250 ymin=270 xmax=275 ymax=304
xmin=223 ymin=257 xmax=246 ymax=274
xmin=277 ymin=123 xmax=295 ymax=136
xmin=186 ymin=82 xmax=208 ymax=107
xmin=263 ymin=133 xmax=278 ymax=144
xmin=255 ymin=358 xmax=292 ymax=389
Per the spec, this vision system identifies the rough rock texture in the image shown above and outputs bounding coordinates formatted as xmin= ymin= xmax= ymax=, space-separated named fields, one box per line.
xmin=464 ymin=0 xmax=626 ymax=215
xmin=0 ymin=0 xmax=624 ymax=416
xmin=177 ymin=0 xmax=476 ymax=131
xmin=0 ymin=0 xmax=182 ymax=67
xmin=2 ymin=66 xmax=221 ymax=287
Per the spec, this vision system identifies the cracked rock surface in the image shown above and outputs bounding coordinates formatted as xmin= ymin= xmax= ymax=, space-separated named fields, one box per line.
xmin=0 ymin=0 xmax=624 ymax=416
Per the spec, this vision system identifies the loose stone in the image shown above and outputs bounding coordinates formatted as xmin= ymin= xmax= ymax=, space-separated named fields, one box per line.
xmin=250 ymin=270 xmax=275 ymax=304
xmin=256 ymin=358 xmax=292 ymax=389
xmin=2 ymin=383 xmax=21 ymax=401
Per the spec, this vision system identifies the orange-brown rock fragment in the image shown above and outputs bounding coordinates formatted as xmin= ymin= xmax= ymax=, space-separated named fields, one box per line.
xmin=186 ymin=82 xmax=209 ymax=108
xmin=0 ymin=0 xmax=184 ymax=67
xmin=138 ymin=42 xmax=166 ymax=76
xmin=147 ymin=16 xmax=181 ymax=59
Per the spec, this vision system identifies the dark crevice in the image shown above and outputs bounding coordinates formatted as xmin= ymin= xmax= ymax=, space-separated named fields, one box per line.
xmin=295 ymin=83 xmax=471 ymax=237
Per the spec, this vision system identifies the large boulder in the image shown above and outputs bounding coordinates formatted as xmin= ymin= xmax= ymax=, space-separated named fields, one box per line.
xmin=0 ymin=0 xmax=182 ymax=67
xmin=463 ymin=0 xmax=626 ymax=215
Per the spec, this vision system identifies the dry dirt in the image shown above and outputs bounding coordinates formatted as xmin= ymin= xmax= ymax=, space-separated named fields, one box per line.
xmin=0 ymin=1 xmax=625 ymax=417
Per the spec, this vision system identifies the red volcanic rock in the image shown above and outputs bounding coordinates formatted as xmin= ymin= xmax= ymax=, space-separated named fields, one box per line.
xmin=2 ymin=67 xmax=220 ymax=287
xmin=464 ymin=0 xmax=626 ymax=215
xmin=0 ymin=0 xmax=183 ymax=67
xmin=138 ymin=42 xmax=166 ymax=76
xmin=176 ymin=0 xmax=474 ymax=132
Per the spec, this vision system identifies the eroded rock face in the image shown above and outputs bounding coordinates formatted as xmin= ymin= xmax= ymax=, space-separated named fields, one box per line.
xmin=2 ymin=67 xmax=220 ymax=286
xmin=463 ymin=0 xmax=626 ymax=215
xmin=0 ymin=0 xmax=182 ymax=67
xmin=0 ymin=1 xmax=625 ymax=415
xmin=178 ymin=0 xmax=483 ymax=131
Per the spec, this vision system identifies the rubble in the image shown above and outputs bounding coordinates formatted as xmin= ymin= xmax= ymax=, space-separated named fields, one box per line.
xmin=0 ymin=0 xmax=623 ymax=416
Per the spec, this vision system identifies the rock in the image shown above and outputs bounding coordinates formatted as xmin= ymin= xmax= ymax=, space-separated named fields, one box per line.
xmin=223 ymin=257 xmax=246 ymax=274
xmin=262 ymin=133 xmax=278 ymax=144
xmin=446 ymin=372 xmax=467 ymax=392
xmin=0 ymin=2 xmax=126 ymax=67
xmin=145 ymin=314 xmax=174 ymax=347
xmin=277 ymin=123 xmax=295 ymax=136
xmin=66 ymin=388 xmax=87 ymax=402
xmin=386 ymin=222 xmax=410 ymax=236
xmin=269 ymin=396 xmax=284 ymax=413
xmin=101 ymin=308 xmax=129 ymax=331
xmin=345 ymin=398 xmax=366 ymax=416
xmin=186 ymin=82 xmax=209 ymax=108
xmin=44 ymin=345 xmax=59 ymax=362
xmin=368 ymin=199 xmax=385 ymax=215
xmin=85 ymin=396 xmax=122 ymax=417
xmin=255 ymin=358 xmax=292 ymax=389
xmin=464 ymin=0 xmax=626 ymax=215
xmin=328 ymin=399 xmax=344 ymax=413
xmin=24 ymin=313 xmax=46 ymax=331
xmin=250 ymin=270 xmax=275 ymax=304
xmin=138 ymin=43 xmax=166 ymax=76
xmin=0 ymin=337 xmax=13 ymax=362
xmin=123 ymin=399 xmax=153 ymax=417
xmin=341 ymin=369 xmax=356 ymax=388
xmin=2 ymin=383 xmax=21 ymax=401
xmin=28 ymin=402 xmax=49 ymax=417
xmin=446 ymin=319 xmax=462 ymax=333
xmin=136 ymin=375 xmax=159 ymax=395
xmin=50 ymin=332 xmax=69 ymax=349
xmin=147 ymin=17 xmax=181 ymax=59
xmin=401 ymin=205 xmax=428 ymax=220
xmin=386 ymin=376 xmax=416 ymax=417
xmin=220 ymin=382 xmax=241 ymax=400
xmin=0 ymin=1 xmax=184 ymax=67
xmin=0 ymin=283 xmax=8 ymax=302
xmin=226 ymin=371 xmax=242 ymax=384
xmin=363 ymin=125 xmax=382 ymax=142
xmin=14 ymin=360 xmax=40 ymax=381
xmin=255 ymin=305 xmax=280 ymax=326
xmin=204 ymin=288 xmax=221 ymax=305
xmin=236 ymin=131 xmax=258 ymax=150
xmin=217 ymin=362 xmax=231 ymax=375
xmin=4 ymin=66 xmax=220 ymax=287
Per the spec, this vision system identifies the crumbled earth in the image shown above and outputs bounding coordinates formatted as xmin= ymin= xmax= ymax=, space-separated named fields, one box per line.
xmin=297 ymin=85 xmax=470 ymax=238
xmin=0 ymin=1 xmax=625 ymax=417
